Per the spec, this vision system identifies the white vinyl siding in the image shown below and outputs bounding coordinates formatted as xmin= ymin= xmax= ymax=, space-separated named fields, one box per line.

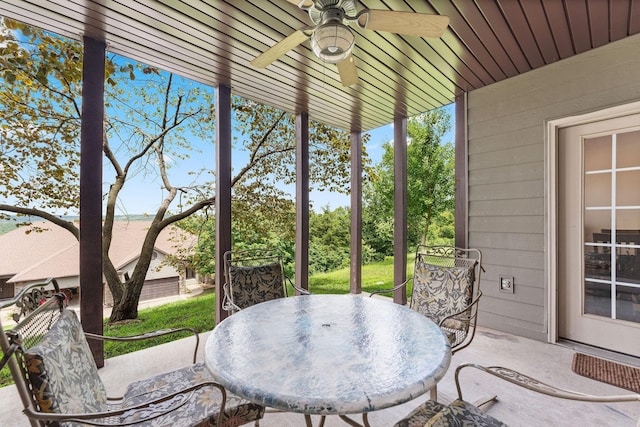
xmin=120 ymin=252 xmax=178 ymax=281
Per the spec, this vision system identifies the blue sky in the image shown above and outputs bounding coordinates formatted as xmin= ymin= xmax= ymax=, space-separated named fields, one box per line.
xmin=113 ymin=103 xmax=455 ymax=215
xmin=111 ymin=122 xmax=391 ymax=215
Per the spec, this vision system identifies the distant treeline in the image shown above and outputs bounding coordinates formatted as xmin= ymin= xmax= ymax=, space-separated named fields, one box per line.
xmin=0 ymin=215 xmax=152 ymax=235
xmin=0 ymin=216 xmax=39 ymax=235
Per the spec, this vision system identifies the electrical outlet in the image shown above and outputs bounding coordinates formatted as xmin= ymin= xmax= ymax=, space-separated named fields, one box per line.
xmin=499 ymin=276 xmax=514 ymax=293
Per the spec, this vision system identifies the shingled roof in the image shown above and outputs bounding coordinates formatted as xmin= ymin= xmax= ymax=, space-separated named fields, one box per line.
xmin=0 ymin=221 xmax=196 ymax=283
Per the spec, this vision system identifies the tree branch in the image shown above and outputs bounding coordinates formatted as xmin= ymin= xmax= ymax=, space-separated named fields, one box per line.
xmin=248 ymin=111 xmax=286 ymax=165
xmin=0 ymin=205 xmax=79 ymax=239
xmin=102 ymin=126 xmax=124 ymax=178
xmin=161 ymin=74 xmax=173 ymax=129
xmin=119 ymin=108 xmax=200 ymax=177
xmin=158 ymin=197 xmax=216 ymax=229
xmin=231 ymin=146 xmax=294 ymax=187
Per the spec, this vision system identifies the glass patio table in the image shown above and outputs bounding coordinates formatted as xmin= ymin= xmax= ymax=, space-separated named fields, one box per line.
xmin=205 ymin=294 xmax=451 ymax=427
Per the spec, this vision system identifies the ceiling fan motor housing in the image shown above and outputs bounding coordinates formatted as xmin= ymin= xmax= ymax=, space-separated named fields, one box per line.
xmin=309 ymin=1 xmax=357 ymax=63
xmin=308 ymin=0 xmax=357 ymax=24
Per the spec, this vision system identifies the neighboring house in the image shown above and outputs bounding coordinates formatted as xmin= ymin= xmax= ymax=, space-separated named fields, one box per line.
xmin=0 ymin=221 xmax=197 ymax=305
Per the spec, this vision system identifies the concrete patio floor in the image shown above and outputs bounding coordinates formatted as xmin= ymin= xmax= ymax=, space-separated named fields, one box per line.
xmin=1 ymin=302 xmax=639 ymax=426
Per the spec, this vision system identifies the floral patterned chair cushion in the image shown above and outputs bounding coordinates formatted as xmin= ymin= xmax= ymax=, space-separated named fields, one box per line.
xmin=410 ymin=261 xmax=475 ymax=337
xmin=393 ymin=399 xmax=447 ymax=427
xmin=425 ymin=399 xmax=506 ymax=427
xmin=228 ymin=262 xmax=286 ymax=311
xmin=123 ymin=361 xmax=265 ymax=426
xmin=24 ymin=309 xmax=109 ymax=417
xmin=393 ymin=399 xmax=506 ymax=427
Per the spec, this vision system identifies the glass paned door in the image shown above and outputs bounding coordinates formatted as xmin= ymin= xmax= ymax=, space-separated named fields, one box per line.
xmin=583 ymin=130 xmax=640 ymax=324
xmin=559 ymin=114 xmax=640 ymax=357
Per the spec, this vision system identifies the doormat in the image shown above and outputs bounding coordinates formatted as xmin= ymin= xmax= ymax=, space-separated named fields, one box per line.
xmin=571 ymin=353 xmax=640 ymax=394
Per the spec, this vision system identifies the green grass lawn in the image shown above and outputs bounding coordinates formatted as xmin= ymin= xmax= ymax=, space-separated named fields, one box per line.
xmin=1 ymin=255 xmax=414 ymax=387
xmin=102 ymin=289 xmax=217 ymax=359
xmin=309 ymin=255 xmax=414 ymax=294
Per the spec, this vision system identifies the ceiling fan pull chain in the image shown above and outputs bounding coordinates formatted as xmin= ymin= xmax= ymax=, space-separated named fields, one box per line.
xmin=322 ymin=60 xmax=327 ymax=92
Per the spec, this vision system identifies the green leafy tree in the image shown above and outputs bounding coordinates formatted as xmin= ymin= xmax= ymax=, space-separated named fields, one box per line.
xmin=179 ymin=191 xmax=296 ymax=279
xmin=425 ymin=210 xmax=455 ymax=245
xmin=0 ymin=19 xmax=372 ymax=322
xmin=307 ymin=206 xmax=382 ymax=273
xmin=309 ymin=206 xmax=351 ymax=273
xmin=407 ymin=109 xmax=455 ymax=244
xmin=363 ymin=108 xmax=454 ymax=254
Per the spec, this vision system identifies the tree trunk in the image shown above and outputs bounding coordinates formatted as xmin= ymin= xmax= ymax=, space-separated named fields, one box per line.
xmin=108 ymin=278 xmax=144 ymax=322
xmin=105 ymin=218 xmax=165 ymax=323
xmin=420 ymin=210 xmax=432 ymax=245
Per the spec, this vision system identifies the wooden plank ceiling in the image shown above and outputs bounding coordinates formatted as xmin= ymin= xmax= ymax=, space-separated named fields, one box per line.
xmin=2 ymin=0 xmax=640 ymax=132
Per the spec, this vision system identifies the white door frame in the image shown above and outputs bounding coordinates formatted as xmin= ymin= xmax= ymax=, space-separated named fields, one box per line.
xmin=545 ymin=100 xmax=640 ymax=343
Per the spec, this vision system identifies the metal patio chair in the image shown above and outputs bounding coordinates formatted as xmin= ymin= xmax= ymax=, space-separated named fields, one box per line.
xmin=0 ymin=279 xmax=264 ymax=427
xmin=222 ymin=248 xmax=309 ymax=314
xmin=394 ymin=362 xmax=640 ymax=426
xmin=370 ymin=245 xmax=483 ymax=401
xmin=371 ymin=245 xmax=483 ymax=354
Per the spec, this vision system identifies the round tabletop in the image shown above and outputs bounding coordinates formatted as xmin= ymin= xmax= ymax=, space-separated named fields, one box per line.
xmin=205 ymin=294 xmax=451 ymax=415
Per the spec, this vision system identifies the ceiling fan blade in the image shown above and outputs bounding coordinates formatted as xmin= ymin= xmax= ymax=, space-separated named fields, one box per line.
xmin=251 ymin=29 xmax=310 ymax=68
xmin=359 ymin=10 xmax=449 ymax=38
xmin=336 ymin=55 xmax=358 ymax=87
xmin=285 ymin=0 xmax=313 ymax=8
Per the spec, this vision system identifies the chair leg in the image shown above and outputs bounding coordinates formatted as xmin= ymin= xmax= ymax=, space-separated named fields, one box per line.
xmin=430 ymin=384 xmax=438 ymax=401
xmin=473 ymin=395 xmax=498 ymax=408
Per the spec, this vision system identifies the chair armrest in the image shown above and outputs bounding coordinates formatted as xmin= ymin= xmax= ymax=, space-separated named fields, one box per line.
xmin=222 ymin=298 xmax=242 ymax=313
xmin=23 ymin=381 xmax=229 ymax=426
xmin=221 ymin=281 xmax=243 ymax=313
xmin=85 ymin=328 xmax=199 ymax=364
xmin=285 ymin=276 xmax=311 ymax=295
xmin=454 ymin=363 xmax=640 ymax=403
xmin=369 ymin=278 xmax=411 ymax=297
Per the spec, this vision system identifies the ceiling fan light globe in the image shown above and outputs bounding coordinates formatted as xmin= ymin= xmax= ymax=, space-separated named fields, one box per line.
xmin=311 ymin=23 xmax=354 ymax=64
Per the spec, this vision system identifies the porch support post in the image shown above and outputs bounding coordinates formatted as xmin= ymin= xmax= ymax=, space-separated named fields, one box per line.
xmin=350 ymin=130 xmax=362 ymax=294
xmin=455 ymin=94 xmax=468 ymax=248
xmin=295 ymin=112 xmax=309 ymax=292
xmin=393 ymin=115 xmax=408 ymax=305
xmin=80 ymin=35 xmax=105 ymax=367
xmin=215 ymin=84 xmax=232 ymax=324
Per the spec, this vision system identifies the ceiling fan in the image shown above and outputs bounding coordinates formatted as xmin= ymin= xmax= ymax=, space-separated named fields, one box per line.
xmin=250 ymin=0 xmax=449 ymax=87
